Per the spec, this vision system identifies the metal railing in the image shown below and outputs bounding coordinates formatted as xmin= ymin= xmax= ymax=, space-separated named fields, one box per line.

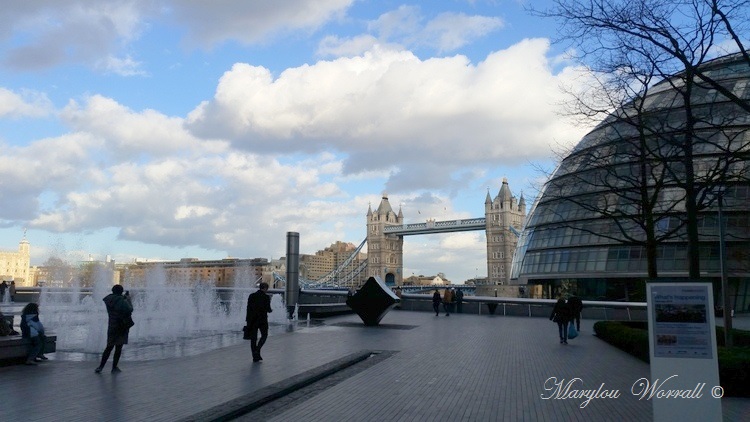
xmin=6 ymin=287 xmax=648 ymax=321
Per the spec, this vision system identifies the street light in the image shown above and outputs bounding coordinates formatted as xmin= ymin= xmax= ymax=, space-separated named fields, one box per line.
xmin=716 ymin=190 xmax=733 ymax=347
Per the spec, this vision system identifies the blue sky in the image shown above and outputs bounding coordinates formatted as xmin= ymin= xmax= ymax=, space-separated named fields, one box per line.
xmin=0 ymin=1 xmax=593 ymax=283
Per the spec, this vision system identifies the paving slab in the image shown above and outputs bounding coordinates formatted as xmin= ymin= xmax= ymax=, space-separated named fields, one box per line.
xmin=1 ymin=310 xmax=748 ymax=421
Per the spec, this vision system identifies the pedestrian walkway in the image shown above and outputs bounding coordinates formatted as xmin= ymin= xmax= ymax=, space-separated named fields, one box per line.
xmin=2 ymin=310 xmax=748 ymax=421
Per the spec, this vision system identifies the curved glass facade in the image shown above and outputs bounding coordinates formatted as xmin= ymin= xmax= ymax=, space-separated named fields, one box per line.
xmin=512 ymin=54 xmax=750 ymax=307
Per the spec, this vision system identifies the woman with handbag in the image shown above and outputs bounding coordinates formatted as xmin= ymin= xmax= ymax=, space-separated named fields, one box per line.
xmin=549 ymin=298 xmax=572 ymax=344
xmin=95 ymin=284 xmax=133 ymax=373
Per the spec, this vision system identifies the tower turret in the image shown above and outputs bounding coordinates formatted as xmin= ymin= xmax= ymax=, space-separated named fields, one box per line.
xmin=366 ymin=194 xmax=404 ymax=286
xmin=485 ymin=178 xmax=525 ymax=286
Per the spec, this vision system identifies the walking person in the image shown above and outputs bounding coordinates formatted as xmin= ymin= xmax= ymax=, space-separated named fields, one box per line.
xmin=0 ymin=280 xmax=7 ymax=302
xmin=455 ymin=288 xmax=464 ymax=313
xmin=568 ymin=295 xmax=583 ymax=332
xmin=95 ymin=285 xmax=133 ymax=373
xmin=20 ymin=303 xmax=48 ymax=365
xmin=246 ymin=282 xmax=272 ymax=362
xmin=442 ymin=288 xmax=453 ymax=316
xmin=432 ymin=290 xmax=441 ymax=316
xmin=9 ymin=281 xmax=16 ymax=302
xmin=549 ymin=298 xmax=572 ymax=344
xmin=394 ymin=287 xmax=403 ymax=309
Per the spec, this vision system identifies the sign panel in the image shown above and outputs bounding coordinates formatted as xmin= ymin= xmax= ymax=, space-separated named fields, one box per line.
xmin=650 ymin=284 xmax=712 ymax=359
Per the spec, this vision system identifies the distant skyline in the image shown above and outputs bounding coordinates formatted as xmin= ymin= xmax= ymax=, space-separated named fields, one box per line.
xmin=0 ymin=1 xmax=593 ymax=283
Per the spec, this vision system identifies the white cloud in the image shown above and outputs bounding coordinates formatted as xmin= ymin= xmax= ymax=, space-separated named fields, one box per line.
xmin=0 ymin=1 xmax=148 ymax=70
xmin=95 ymin=55 xmax=148 ymax=77
xmin=417 ymin=12 xmax=504 ymax=52
xmin=0 ymin=112 xmax=355 ymax=259
xmin=317 ymin=35 xmax=383 ymax=58
xmin=187 ymin=40 xmax=590 ymax=190
xmin=367 ymin=6 xmax=503 ymax=53
xmin=166 ymin=0 xmax=354 ymax=48
xmin=368 ymin=5 xmax=422 ymax=41
xmin=0 ymin=88 xmax=53 ymax=118
xmin=0 ymin=0 xmax=353 ymax=70
xmin=60 ymin=95 xmax=225 ymax=159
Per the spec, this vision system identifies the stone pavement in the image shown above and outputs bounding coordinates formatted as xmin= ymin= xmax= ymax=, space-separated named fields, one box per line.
xmin=2 ymin=310 xmax=748 ymax=421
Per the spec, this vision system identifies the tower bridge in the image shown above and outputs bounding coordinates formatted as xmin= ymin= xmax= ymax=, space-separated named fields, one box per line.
xmin=366 ymin=178 xmax=525 ymax=288
xmin=276 ymin=178 xmax=526 ymax=292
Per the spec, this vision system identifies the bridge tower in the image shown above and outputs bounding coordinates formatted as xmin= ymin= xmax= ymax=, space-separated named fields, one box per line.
xmin=485 ymin=178 xmax=525 ymax=285
xmin=366 ymin=194 xmax=404 ymax=286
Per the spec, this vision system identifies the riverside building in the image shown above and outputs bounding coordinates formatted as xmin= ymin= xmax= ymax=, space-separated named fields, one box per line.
xmin=511 ymin=53 xmax=750 ymax=312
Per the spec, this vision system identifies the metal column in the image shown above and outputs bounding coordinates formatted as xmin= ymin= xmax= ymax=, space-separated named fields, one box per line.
xmin=285 ymin=232 xmax=300 ymax=319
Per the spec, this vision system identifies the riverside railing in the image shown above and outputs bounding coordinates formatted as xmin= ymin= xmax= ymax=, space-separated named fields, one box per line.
xmin=9 ymin=287 xmax=647 ymax=321
xmin=397 ymin=293 xmax=647 ymax=321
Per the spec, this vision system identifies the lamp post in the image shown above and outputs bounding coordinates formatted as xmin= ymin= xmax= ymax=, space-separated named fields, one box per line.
xmin=717 ymin=191 xmax=733 ymax=347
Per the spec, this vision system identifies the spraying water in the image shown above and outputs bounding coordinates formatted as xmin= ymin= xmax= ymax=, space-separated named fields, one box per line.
xmin=39 ymin=263 xmax=288 ymax=361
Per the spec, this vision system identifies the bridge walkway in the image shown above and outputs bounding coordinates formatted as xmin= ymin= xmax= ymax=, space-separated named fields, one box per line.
xmin=1 ymin=311 xmax=748 ymax=421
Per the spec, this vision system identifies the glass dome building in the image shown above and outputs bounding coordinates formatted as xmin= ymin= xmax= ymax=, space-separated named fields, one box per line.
xmin=511 ymin=53 xmax=750 ymax=309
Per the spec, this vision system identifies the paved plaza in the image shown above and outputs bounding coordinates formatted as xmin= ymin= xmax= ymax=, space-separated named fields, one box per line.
xmin=2 ymin=310 xmax=749 ymax=421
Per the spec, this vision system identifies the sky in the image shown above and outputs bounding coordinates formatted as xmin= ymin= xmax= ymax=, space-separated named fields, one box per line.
xmin=0 ymin=0 xmax=594 ymax=283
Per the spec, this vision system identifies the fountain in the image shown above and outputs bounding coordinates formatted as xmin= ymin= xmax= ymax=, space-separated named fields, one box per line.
xmin=38 ymin=264 xmax=289 ymax=361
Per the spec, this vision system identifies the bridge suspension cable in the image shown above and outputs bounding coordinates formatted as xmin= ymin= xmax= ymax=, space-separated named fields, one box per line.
xmin=272 ymin=237 xmax=368 ymax=289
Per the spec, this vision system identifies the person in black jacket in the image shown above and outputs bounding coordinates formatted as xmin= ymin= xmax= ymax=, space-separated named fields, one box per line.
xmin=431 ymin=290 xmax=441 ymax=316
xmin=550 ymin=298 xmax=572 ymax=344
xmin=20 ymin=303 xmax=47 ymax=365
xmin=455 ymin=289 xmax=464 ymax=313
xmin=95 ymin=285 xmax=133 ymax=373
xmin=246 ymin=282 xmax=272 ymax=362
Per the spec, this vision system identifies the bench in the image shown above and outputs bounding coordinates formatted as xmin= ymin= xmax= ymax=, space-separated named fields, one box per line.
xmin=0 ymin=316 xmax=57 ymax=365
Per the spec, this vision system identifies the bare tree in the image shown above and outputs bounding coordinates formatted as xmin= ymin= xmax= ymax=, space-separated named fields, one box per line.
xmin=531 ymin=0 xmax=750 ymax=279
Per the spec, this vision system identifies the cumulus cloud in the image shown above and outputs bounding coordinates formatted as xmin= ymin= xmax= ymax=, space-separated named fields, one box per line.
xmin=60 ymin=95 xmax=226 ymax=159
xmin=165 ymin=0 xmax=354 ymax=48
xmin=0 ymin=1 xmax=147 ymax=71
xmin=417 ymin=12 xmax=504 ymax=52
xmin=0 ymin=0 xmax=353 ymax=71
xmin=0 ymin=132 xmax=101 ymax=220
xmin=187 ymin=40 xmax=589 ymax=191
xmin=0 ymin=94 xmax=362 ymax=259
xmin=367 ymin=5 xmax=504 ymax=53
xmin=317 ymin=35 xmax=384 ymax=58
xmin=368 ymin=5 xmax=422 ymax=41
xmin=95 ymin=55 xmax=148 ymax=77
xmin=0 ymin=88 xmax=52 ymax=118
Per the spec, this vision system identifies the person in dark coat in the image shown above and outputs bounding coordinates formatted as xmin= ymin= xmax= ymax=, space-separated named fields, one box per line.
xmin=550 ymin=298 xmax=572 ymax=344
xmin=246 ymin=282 xmax=272 ymax=362
xmin=20 ymin=303 xmax=47 ymax=365
xmin=455 ymin=289 xmax=464 ymax=313
xmin=568 ymin=296 xmax=583 ymax=331
xmin=9 ymin=281 xmax=16 ymax=302
xmin=432 ymin=290 xmax=441 ymax=316
xmin=95 ymin=285 xmax=133 ymax=373
xmin=0 ymin=280 xmax=7 ymax=301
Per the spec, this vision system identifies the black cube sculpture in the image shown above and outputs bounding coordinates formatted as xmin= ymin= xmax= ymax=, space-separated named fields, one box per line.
xmin=346 ymin=276 xmax=400 ymax=326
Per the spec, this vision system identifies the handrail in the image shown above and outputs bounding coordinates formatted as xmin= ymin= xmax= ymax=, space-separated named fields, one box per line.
xmin=401 ymin=292 xmax=646 ymax=309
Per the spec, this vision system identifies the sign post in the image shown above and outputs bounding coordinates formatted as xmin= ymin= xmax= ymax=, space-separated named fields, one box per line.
xmin=646 ymin=282 xmax=722 ymax=421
